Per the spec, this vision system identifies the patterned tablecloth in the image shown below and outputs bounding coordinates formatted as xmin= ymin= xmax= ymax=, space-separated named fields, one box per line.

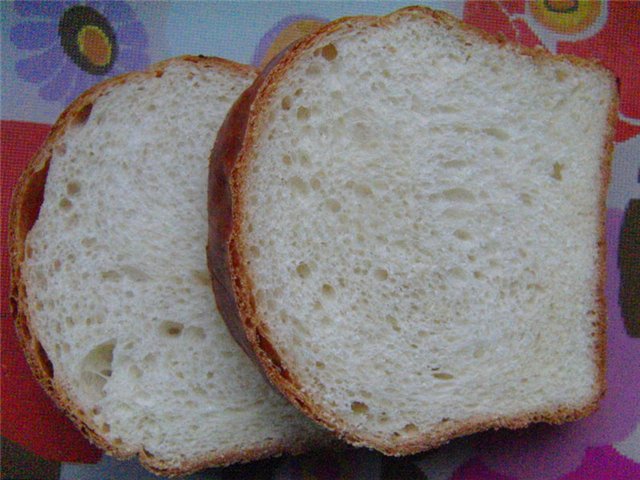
xmin=1 ymin=1 xmax=638 ymax=479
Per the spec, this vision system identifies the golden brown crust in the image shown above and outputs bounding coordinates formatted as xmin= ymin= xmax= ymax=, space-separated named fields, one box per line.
xmin=592 ymin=75 xmax=620 ymax=409
xmin=207 ymin=43 xmax=302 ymax=381
xmin=209 ymin=6 xmax=618 ymax=455
xmin=7 ymin=55 xmax=325 ymax=476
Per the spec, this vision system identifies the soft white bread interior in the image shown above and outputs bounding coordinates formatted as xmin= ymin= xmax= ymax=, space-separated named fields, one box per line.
xmin=10 ymin=56 xmax=327 ymax=476
xmin=217 ymin=7 xmax=617 ymax=454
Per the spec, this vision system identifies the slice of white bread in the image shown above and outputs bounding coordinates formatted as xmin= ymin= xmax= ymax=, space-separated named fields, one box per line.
xmin=208 ymin=7 xmax=618 ymax=455
xmin=9 ymin=56 xmax=328 ymax=476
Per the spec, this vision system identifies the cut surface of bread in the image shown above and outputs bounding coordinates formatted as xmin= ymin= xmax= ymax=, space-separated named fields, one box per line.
xmin=209 ymin=7 xmax=617 ymax=455
xmin=9 ymin=56 xmax=327 ymax=476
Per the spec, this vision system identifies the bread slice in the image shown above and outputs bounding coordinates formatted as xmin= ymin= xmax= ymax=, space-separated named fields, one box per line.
xmin=8 ymin=56 xmax=328 ymax=476
xmin=208 ymin=7 xmax=618 ymax=455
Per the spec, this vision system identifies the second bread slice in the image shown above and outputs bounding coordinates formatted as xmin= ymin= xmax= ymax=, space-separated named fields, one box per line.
xmin=10 ymin=56 xmax=328 ymax=476
xmin=209 ymin=7 xmax=617 ymax=455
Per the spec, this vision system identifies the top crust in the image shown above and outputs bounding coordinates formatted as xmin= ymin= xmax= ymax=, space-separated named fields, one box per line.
xmin=208 ymin=6 xmax=617 ymax=454
xmin=8 ymin=56 xmax=318 ymax=476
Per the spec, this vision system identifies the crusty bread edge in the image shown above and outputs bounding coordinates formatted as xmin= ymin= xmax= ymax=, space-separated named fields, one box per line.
xmin=210 ymin=6 xmax=618 ymax=455
xmin=8 ymin=55 xmax=323 ymax=476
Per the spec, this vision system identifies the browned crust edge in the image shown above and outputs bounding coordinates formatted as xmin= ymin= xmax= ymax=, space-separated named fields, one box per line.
xmin=208 ymin=6 xmax=618 ymax=455
xmin=7 ymin=55 xmax=325 ymax=476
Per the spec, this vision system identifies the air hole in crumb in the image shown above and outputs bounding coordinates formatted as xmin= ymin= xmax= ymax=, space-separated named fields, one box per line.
xmin=321 ymin=284 xmax=335 ymax=298
xmin=520 ymin=193 xmax=533 ymax=206
xmin=281 ymin=96 xmax=292 ymax=110
xmin=493 ymin=146 xmax=506 ymax=158
xmin=453 ymin=123 xmax=470 ymax=134
xmin=294 ymin=88 xmax=303 ymax=96
xmin=279 ymin=311 xmax=289 ymax=324
xmin=326 ymin=199 xmax=341 ymax=212
xmin=551 ymin=162 xmax=564 ymax=181
xmin=81 ymin=237 xmax=96 ymax=248
xmin=129 ymin=365 xmax=142 ymax=378
xmin=121 ymin=265 xmax=150 ymax=282
xmin=442 ymin=160 xmax=468 ymax=169
xmin=321 ymin=43 xmax=338 ymax=61
xmin=483 ymin=127 xmax=510 ymax=141
xmin=443 ymin=207 xmax=470 ymax=219
xmin=555 ymin=69 xmax=568 ymax=81
xmin=433 ymin=372 xmax=454 ymax=380
xmin=402 ymin=423 xmax=418 ymax=434
xmin=351 ymin=401 xmax=369 ymax=414
xmin=65 ymin=182 xmax=81 ymax=197
xmin=526 ymin=283 xmax=544 ymax=292
xmin=191 ymin=270 xmax=210 ymax=287
xmin=449 ymin=267 xmax=466 ymax=279
xmin=310 ymin=177 xmax=321 ymax=190
xmin=386 ymin=315 xmax=400 ymax=332
xmin=142 ymin=353 xmax=156 ymax=367
xmin=316 ymin=361 xmax=326 ymax=369
xmin=100 ymin=270 xmax=121 ymax=281
xmin=473 ymin=271 xmax=484 ymax=279
xmin=297 ymin=106 xmax=310 ymax=121
xmin=299 ymin=152 xmax=311 ymax=167
xmin=296 ymin=262 xmax=311 ymax=279
xmin=355 ymin=184 xmax=373 ymax=197
xmin=160 ymin=321 xmax=184 ymax=337
xmin=184 ymin=326 xmax=206 ymax=340
xmin=289 ymin=176 xmax=308 ymax=194
xmin=307 ymin=64 xmax=322 ymax=75
xmin=442 ymin=188 xmax=475 ymax=203
xmin=374 ymin=268 xmax=388 ymax=281
xmin=101 ymin=423 xmax=110 ymax=433
xmin=454 ymin=229 xmax=472 ymax=240
xmin=59 ymin=197 xmax=72 ymax=210
xmin=282 ymin=154 xmax=293 ymax=166
xmin=80 ymin=340 xmax=115 ymax=401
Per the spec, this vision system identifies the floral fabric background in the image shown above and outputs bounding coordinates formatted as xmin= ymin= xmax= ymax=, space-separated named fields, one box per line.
xmin=1 ymin=1 xmax=638 ymax=479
